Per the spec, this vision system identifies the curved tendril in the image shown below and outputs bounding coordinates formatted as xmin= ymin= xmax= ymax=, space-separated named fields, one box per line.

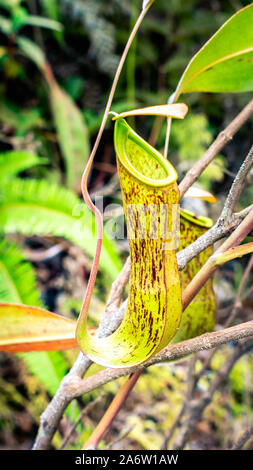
xmin=78 ymin=7 xmax=150 ymax=334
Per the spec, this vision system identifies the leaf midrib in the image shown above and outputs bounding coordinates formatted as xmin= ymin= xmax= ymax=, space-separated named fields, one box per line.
xmin=178 ymin=46 xmax=253 ymax=96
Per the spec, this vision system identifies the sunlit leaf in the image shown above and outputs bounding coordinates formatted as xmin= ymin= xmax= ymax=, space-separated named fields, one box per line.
xmin=21 ymin=15 xmax=63 ymax=32
xmin=174 ymin=4 xmax=253 ymax=99
xmin=184 ymin=187 xmax=217 ymax=203
xmin=142 ymin=0 xmax=155 ymax=11
xmin=0 ymin=150 xmax=47 ymax=179
xmin=0 ymin=303 xmax=77 ymax=352
xmin=112 ymin=103 xmax=188 ymax=120
xmin=0 ymin=15 xmax=12 ymax=34
xmin=0 ymin=240 xmax=73 ymax=393
xmin=47 ymin=77 xmax=90 ymax=191
xmin=17 ymin=36 xmax=46 ymax=69
xmin=214 ymin=242 xmax=253 ymax=265
xmin=0 ymin=178 xmax=122 ymax=279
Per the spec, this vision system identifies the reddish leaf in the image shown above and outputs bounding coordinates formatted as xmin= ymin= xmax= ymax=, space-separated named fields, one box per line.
xmin=0 ymin=303 xmax=77 ymax=352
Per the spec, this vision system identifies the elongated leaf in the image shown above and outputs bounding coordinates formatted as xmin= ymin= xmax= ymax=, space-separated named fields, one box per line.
xmin=213 ymin=242 xmax=253 ymax=265
xmin=17 ymin=36 xmax=46 ymax=70
xmin=184 ymin=186 xmax=217 ymax=203
xmin=48 ymin=79 xmax=90 ymax=190
xmin=0 ymin=179 xmax=121 ymax=279
xmin=0 ymin=303 xmax=77 ymax=353
xmin=0 ymin=150 xmax=47 ymax=179
xmin=174 ymin=4 xmax=253 ymax=99
xmin=18 ymin=39 xmax=90 ymax=189
xmin=0 ymin=15 xmax=11 ymax=34
xmin=40 ymin=0 xmax=60 ymax=23
xmin=77 ymin=118 xmax=182 ymax=368
xmin=112 ymin=103 xmax=188 ymax=120
xmin=21 ymin=15 xmax=63 ymax=32
xmin=40 ymin=0 xmax=63 ymax=44
xmin=0 ymin=0 xmax=18 ymax=11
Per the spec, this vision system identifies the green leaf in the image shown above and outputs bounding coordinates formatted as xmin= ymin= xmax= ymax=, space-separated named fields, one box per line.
xmin=0 ymin=16 xmax=12 ymax=35
xmin=0 ymin=239 xmax=43 ymax=306
xmin=40 ymin=0 xmax=61 ymax=22
xmin=11 ymin=5 xmax=28 ymax=32
xmin=40 ymin=0 xmax=63 ymax=44
xmin=0 ymin=151 xmax=47 ymax=179
xmin=111 ymin=103 xmax=188 ymax=120
xmin=17 ymin=36 xmax=46 ymax=69
xmin=21 ymin=15 xmax=63 ymax=32
xmin=49 ymin=80 xmax=90 ymax=190
xmin=0 ymin=0 xmax=21 ymax=13
xmin=0 ymin=179 xmax=121 ymax=279
xmin=174 ymin=3 xmax=253 ymax=99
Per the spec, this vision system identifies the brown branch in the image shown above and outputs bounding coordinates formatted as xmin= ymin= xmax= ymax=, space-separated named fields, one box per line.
xmin=179 ymin=99 xmax=253 ymax=197
xmin=63 ymin=321 xmax=253 ymax=399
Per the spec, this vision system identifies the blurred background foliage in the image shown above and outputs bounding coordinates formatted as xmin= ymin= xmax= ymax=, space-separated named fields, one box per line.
xmin=0 ymin=0 xmax=252 ymax=450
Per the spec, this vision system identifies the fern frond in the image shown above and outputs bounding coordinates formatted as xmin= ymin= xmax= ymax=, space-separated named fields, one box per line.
xmin=0 ymin=150 xmax=47 ymax=180
xmin=0 ymin=238 xmax=43 ymax=306
xmin=19 ymin=350 xmax=68 ymax=396
xmin=0 ymin=178 xmax=121 ymax=278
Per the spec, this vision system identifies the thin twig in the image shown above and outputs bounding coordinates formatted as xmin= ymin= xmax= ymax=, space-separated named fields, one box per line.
xmin=60 ymin=393 xmax=106 ymax=450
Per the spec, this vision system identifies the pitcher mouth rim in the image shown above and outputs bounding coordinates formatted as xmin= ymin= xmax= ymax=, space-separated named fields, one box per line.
xmin=114 ymin=118 xmax=178 ymax=188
